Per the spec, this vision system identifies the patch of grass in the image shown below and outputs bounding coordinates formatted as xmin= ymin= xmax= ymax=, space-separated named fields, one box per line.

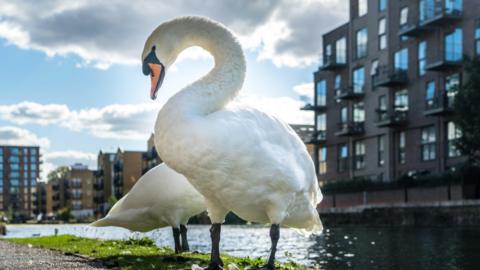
xmin=5 ymin=235 xmax=307 ymax=270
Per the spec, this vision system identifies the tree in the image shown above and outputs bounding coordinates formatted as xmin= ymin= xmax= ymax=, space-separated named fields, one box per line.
xmin=454 ymin=57 xmax=480 ymax=165
xmin=47 ymin=166 xmax=69 ymax=182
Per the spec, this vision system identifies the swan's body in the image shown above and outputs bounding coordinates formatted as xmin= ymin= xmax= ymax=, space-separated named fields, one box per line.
xmin=90 ymin=164 xmax=206 ymax=252
xmin=142 ymin=16 xmax=322 ymax=269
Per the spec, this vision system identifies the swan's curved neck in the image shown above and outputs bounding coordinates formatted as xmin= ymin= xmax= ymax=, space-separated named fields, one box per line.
xmin=166 ymin=19 xmax=246 ymax=116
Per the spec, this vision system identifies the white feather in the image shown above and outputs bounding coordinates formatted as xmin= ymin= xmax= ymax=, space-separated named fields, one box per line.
xmin=90 ymin=164 xmax=206 ymax=231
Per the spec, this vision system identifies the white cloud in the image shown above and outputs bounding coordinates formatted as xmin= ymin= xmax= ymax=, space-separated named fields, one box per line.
xmin=43 ymin=150 xmax=96 ymax=161
xmin=293 ymin=82 xmax=314 ymax=104
xmin=0 ymin=102 xmax=157 ymax=140
xmin=0 ymin=0 xmax=347 ymax=68
xmin=0 ymin=126 xmax=50 ymax=147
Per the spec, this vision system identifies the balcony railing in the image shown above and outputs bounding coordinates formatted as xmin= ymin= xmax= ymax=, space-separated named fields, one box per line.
xmin=375 ymin=109 xmax=408 ymax=127
xmin=335 ymin=122 xmax=365 ymax=137
xmin=335 ymin=85 xmax=365 ymax=100
xmin=424 ymin=91 xmax=455 ymax=116
xmin=93 ymin=181 xmax=104 ymax=190
xmin=307 ymin=130 xmax=326 ymax=144
xmin=372 ymin=66 xmax=408 ymax=88
xmin=320 ymin=54 xmax=347 ymax=71
xmin=300 ymin=103 xmax=327 ymax=112
xmin=419 ymin=4 xmax=463 ymax=27
xmin=425 ymin=50 xmax=462 ymax=71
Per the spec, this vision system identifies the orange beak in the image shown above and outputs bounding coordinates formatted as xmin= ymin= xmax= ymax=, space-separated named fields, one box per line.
xmin=148 ymin=63 xmax=163 ymax=100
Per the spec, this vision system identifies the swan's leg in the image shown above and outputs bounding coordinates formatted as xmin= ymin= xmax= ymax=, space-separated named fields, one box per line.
xmin=172 ymin=227 xmax=182 ymax=254
xmin=203 ymin=223 xmax=223 ymax=270
xmin=180 ymin=224 xmax=190 ymax=252
xmin=256 ymin=224 xmax=280 ymax=270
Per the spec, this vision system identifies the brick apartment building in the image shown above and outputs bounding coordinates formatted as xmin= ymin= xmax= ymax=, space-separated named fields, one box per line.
xmin=0 ymin=145 xmax=40 ymax=220
xmin=47 ymin=164 xmax=95 ymax=219
xmin=142 ymin=134 xmax=162 ymax=174
xmin=308 ymin=0 xmax=477 ymax=184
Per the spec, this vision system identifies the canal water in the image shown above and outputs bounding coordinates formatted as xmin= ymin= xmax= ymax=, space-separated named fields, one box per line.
xmin=2 ymin=224 xmax=479 ymax=269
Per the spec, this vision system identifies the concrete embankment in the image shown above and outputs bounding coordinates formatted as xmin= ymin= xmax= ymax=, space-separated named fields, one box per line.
xmin=319 ymin=200 xmax=480 ymax=226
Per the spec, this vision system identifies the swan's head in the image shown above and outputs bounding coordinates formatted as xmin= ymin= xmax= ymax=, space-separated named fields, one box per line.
xmin=142 ymin=45 xmax=166 ymax=100
xmin=142 ymin=22 xmax=180 ymax=100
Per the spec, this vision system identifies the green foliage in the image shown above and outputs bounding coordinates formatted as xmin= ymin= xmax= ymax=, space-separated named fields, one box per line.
xmin=5 ymin=235 xmax=307 ymax=270
xmin=47 ymin=166 xmax=69 ymax=182
xmin=108 ymin=195 xmax=118 ymax=209
xmin=454 ymin=57 xmax=480 ymax=165
xmin=57 ymin=207 xmax=71 ymax=222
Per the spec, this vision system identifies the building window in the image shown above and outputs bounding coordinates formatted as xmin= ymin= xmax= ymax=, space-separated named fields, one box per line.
xmin=325 ymin=44 xmax=332 ymax=63
xmin=356 ymin=28 xmax=368 ymax=59
xmin=353 ymin=66 xmax=365 ymax=93
xmin=421 ymin=126 xmax=437 ymax=161
xmin=445 ymin=73 xmax=460 ymax=108
xmin=353 ymin=102 xmax=365 ymax=123
xmin=335 ymin=74 xmax=342 ymax=90
xmin=419 ymin=0 xmax=434 ymax=22
xmin=395 ymin=89 xmax=409 ymax=111
xmin=338 ymin=144 xmax=349 ymax=172
xmin=425 ymin=81 xmax=436 ymax=108
xmin=319 ymin=147 xmax=327 ymax=175
xmin=340 ymin=107 xmax=348 ymax=124
xmin=316 ymin=80 xmax=326 ymax=106
xmin=447 ymin=121 xmax=462 ymax=158
xmin=395 ymin=48 xmax=408 ymax=70
xmin=358 ymin=0 xmax=368 ymax=17
xmin=378 ymin=18 xmax=387 ymax=50
xmin=476 ymin=21 xmax=480 ymax=55
xmin=378 ymin=135 xmax=385 ymax=166
xmin=445 ymin=28 xmax=462 ymax=61
xmin=317 ymin=113 xmax=326 ymax=132
xmin=336 ymin=37 xmax=347 ymax=63
xmin=379 ymin=0 xmax=387 ymax=11
xmin=445 ymin=0 xmax=463 ymax=13
xmin=371 ymin=59 xmax=379 ymax=76
xmin=354 ymin=140 xmax=366 ymax=170
xmin=400 ymin=7 xmax=408 ymax=27
xmin=418 ymin=41 xmax=427 ymax=76
xmin=399 ymin=131 xmax=406 ymax=164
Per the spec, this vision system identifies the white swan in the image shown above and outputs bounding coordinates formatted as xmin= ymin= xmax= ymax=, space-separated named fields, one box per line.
xmin=142 ymin=16 xmax=323 ymax=270
xmin=90 ymin=164 xmax=206 ymax=253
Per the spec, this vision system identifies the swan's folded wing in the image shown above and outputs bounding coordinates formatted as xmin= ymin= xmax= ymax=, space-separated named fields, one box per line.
xmin=202 ymin=105 xmax=321 ymax=198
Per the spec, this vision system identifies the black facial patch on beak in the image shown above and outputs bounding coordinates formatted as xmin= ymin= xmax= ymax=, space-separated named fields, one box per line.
xmin=143 ymin=46 xmax=162 ymax=75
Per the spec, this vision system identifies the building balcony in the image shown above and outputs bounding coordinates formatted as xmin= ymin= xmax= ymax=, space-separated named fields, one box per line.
xmin=93 ymin=181 xmax=104 ymax=190
xmin=335 ymin=122 xmax=365 ymax=137
xmin=372 ymin=66 xmax=408 ymax=88
xmin=308 ymin=130 xmax=326 ymax=144
xmin=113 ymin=175 xmax=123 ymax=186
xmin=94 ymin=169 xmax=103 ymax=177
xmin=320 ymin=54 xmax=347 ymax=71
xmin=375 ymin=109 xmax=408 ymax=128
xmin=425 ymin=51 xmax=462 ymax=71
xmin=398 ymin=23 xmax=430 ymax=38
xmin=114 ymin=161 xmax=123 ymax=171
xmin=424 ymin=91 xmax=455 ymax=116
xmin=300 ymin=103 xmax=327 ymax=112
xmin=93 ymin=195 xmax=104 ymax=204
xmin=335 ymin=86 xmax=365 ymax=100
xmin=419 ymin=7 xmax=463 ymax=28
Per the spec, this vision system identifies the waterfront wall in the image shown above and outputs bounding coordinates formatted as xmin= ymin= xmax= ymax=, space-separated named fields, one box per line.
xmin=319 ymin=200 xmax=480 ymax=226
xmin=319 ymin=184 xmax=467 ymax=208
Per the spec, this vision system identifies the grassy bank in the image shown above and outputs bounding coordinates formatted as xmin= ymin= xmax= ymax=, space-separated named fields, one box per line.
xmin=5 ymin=235 xmax=307 ymax=270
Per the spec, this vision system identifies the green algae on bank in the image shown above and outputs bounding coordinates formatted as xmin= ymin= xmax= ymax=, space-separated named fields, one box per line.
xmin=5 ymin=235 xmax=308 ymax=270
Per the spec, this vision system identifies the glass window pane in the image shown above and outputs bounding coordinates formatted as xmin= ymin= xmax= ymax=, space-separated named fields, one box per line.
xmin=356 ymin=28 xmax=368 ymax=58
xmin=359 ymin=0 xmax=368 ymax=16
xmin=316 ymin=80 xmax=326 ymax=106
xmin=400 ymin=7 xmax=409 ymax=25
xmin=353 ymin=67 xmax=365 ymax=92
xmin=379 ymin=0 xmax=387 ymax=11
xmin=336 ymin=37 xmax=347 ymax=63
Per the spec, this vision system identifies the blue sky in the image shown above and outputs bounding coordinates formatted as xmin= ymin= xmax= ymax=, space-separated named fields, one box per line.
xmin=0 ymin=0 xmax=347 ymax=178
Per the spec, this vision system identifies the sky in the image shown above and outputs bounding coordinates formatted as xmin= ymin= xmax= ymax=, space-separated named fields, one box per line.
xmin=0 ymin=0 xmax=348 ymax=179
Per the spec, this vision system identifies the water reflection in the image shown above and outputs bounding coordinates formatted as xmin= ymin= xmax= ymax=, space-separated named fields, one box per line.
xmin=3 ymin=225 xmax=479 ymax=269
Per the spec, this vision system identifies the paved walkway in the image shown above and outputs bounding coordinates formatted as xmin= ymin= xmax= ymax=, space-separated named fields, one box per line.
xmin=0 ymin=240 xmax=108 ymax=270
